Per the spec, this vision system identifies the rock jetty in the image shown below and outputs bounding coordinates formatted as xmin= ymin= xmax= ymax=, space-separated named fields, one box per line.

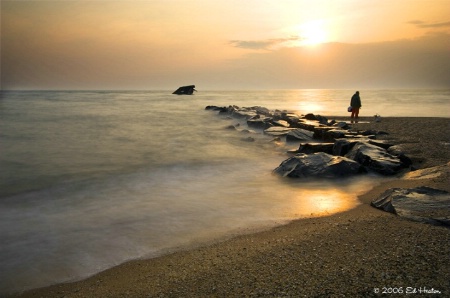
xmin=206 ymin=105 xmax=410 ymax=177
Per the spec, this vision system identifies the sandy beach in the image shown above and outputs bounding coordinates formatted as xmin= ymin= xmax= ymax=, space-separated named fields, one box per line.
xmin=15 ymin=117 xmax=450 ymax=297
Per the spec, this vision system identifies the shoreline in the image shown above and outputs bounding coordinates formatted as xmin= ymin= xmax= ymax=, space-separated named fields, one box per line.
xmin=13 ymin=117 xmax=450 ymax=297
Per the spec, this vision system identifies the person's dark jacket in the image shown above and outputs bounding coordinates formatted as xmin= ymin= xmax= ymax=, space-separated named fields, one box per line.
xmin=350 ymin=93 xmax=361 ymax=108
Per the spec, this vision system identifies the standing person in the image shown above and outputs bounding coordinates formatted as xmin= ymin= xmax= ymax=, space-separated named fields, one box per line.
xmin=350 ymin=91 xmax=362 ymax=122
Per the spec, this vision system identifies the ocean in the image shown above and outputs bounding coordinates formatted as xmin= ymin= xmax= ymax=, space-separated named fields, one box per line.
xmin=1 ymin=89 xmax=449 ymax=294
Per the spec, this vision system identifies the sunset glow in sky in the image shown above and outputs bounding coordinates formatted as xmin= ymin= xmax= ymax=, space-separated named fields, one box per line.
xmin=1 ymin=0 xmax=450 ymax=90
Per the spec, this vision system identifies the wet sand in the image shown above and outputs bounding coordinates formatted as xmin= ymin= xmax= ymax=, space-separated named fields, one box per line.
xmin=15 ymin=117 xmax=450 ymax=297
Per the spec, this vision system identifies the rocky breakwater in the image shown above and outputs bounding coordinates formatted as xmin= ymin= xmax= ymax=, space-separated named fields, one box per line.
xmin=205 ymin=105 xmax=410 ymax=177
xmin=205 ymin=105 xmax=449 ymax=226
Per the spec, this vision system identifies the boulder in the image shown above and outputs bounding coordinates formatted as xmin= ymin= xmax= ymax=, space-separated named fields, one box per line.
xmin=368 ymin=139 xmax=394 ymax=150
xmin=271 ymin=119 xmax=290 ymax=128
xmin=303 ymin=113 xmax=328 ymax=125
xmin=205 ymin=105 xmax=226 ymax=112
xmin=247 ymin=118 xmax=272 ymax=130
xmin=345 ymin=142 xmax=404 ymax=175
xmin=332 ymin=139 xmax=356 ymax=156
xmin=264 ymin=126 xmax=295 ymax=137
xmin=286 ymin=128 xmax=314 ymax=142
xmin=291 ymin=143 xmax=334 ymax=155
xmin=232 ymin=109 xmax=258 ymax=119
xmin=282 ymin=113 xmax=300 ymax=126
xmin=322 ymin=129 xmax=348 ymax=141
xmin=313 ymin=127 xmax=337 ymax=139
xmin=371 ymin=187 xmax=450 ymax=226
xmin=403 ymin=162 xmax=450 ymax=180
xmin=387 ymin=145 xmax=413 ymax=168
xmin=273 ymin=152 xmax=365 ymax=178
xmin=334 ymin=121 xmax=350 ymax=129
xmin=296 ymin=119 xmax=324 ymax=131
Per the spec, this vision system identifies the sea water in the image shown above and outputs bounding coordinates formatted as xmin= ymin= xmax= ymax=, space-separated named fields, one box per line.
xmin=1 ymin=89 xmax=449 ymax=294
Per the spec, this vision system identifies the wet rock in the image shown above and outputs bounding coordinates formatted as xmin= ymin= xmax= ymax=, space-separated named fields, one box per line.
xmin=205 ymin=105 xmax=226 ymax=112
xmin=312 ymin=127 xmax=336 ymax=140
xmin=403 ymin=162 xmax=450 ymax=180
xmin=291 ymin=143 xmax=334 ymax=155
xmin=272 ymin=119 xmax=290 ymax=128
xmin=387 ymin=145 xmax=413 ymax=168
xmin=273 ymin=152 xmax=365 ymax=178
xmin=371 ymin=187 xmax=450 ymax=226
xmin=332 ymin=139 xmax=356 ymax=156
xmin=247 ymin=118 xmax=272 ymax=130
xmin=358 ymin=129 xmax=389 ymax=136
xmin=286 ymin=129 xmax=314 ymax=142
xmin=304 ymin=113 xmax=328 ymax=125
xmin=282 ymin=113 xmax=300 ymax=126
xmin=264 ymin=127 xmax=295 ymax=137
xmin=345 ymin=142 xmax=404 ymax=175
xmin=368 ymin=139 xmax=393 ymax=150
xmin=323 ymin=129 xmax=348 ymax=141
xmin=296 ymin=119 xmax=325 ymax=131
xmin=334 ymin=121 xmax=350 ymax=129
xmin=232 ymin=109 xmax=258 ymax=119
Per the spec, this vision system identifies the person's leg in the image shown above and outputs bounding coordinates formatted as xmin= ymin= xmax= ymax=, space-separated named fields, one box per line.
xmin=350 ymin=110 xmax=355 ymax=123
xmin=353 ymin=108 xmax=360 ymax=123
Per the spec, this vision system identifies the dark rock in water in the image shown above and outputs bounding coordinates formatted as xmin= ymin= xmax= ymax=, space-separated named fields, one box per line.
xmin=333 ymin=139 xmax=356 ymax=156
xmin=273 ymin=152 xmax=365 ymax=178
xmin=252 ymin=106 xmax=272 ymax=116
xmin=232 ymin=109 xmax=258 ymax=119
xmin=323 ymin=129 xmax=348 ymax=141
xmin=327 ymin=119 xmax=337 ymax=126
xmin=173 ymin=85 xmax=196 ymax=95
xmin=286 ymin=128 xmax=314 ymax=142
xmin=247 ymin=118 xmax=272 ymax=130
xmin=282 ymin=113 xmax=300 ymax=126
xmin=292 ymin=143 xmax=334 ymax=154
xmin=296 ymin=119 xmax=324 ymax=131
xmin=205 ymin=104 xmax=414 ymax=177
xmin=272 ymin=119 xmax=290 ymax=128
xmin=334 ymin=121 xmax=350 ymax=129
xmin=345 ymin=142 xmax=404 ymax=175
xmin=304 ymin=113 xmax=328 ymax=125
xmin=205 ymin=105 xmax=225 ymax=111
xmin=264 ymin=126 xmax=295 ymax=137
xmin=371 ymin=186 xmax=450 ymax=226
xmin=312 ymin=127 xmax=336 ymax=139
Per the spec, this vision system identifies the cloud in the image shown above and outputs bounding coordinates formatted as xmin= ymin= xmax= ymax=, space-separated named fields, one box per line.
xmin=219 ymin=32 xmax=450 ymax=89
xmin=229 ymin=36 xmax=302 ymax=50
xmin=408 ymin=20 xmax=450 ymax=28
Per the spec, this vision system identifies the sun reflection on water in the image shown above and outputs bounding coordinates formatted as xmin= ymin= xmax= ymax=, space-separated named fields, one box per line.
xmin=278 ymin=177 xmax=380 ymax=219
xmin=297 ymin=189 xmax=357 ymax=217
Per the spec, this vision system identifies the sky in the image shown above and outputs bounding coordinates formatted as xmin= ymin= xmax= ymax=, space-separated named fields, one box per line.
xmin=1 ymin=0 xmax=450 ymax=90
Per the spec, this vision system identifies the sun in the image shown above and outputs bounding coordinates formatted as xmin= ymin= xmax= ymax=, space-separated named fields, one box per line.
xmin=299 ymin=20 xmax=328 ymax=46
